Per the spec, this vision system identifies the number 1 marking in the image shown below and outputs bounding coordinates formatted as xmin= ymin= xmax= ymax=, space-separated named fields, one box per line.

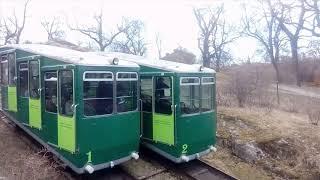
xmin=86 ymin=151 xmax=92 ymax=163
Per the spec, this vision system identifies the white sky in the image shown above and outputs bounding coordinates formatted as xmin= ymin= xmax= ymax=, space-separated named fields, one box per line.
xmin=0 ymin=0 xmax=258 ymax=61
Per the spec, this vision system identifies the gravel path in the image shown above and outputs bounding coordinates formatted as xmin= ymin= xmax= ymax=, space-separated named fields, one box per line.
xmin=270 ymin=84 xmax=320 ymax=99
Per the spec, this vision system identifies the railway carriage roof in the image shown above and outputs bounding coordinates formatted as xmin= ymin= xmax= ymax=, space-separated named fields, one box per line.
xmin=0 ymin=44 xmax=139 ymax=67
xmin=95 ymin=52 xmax=216 ymax=74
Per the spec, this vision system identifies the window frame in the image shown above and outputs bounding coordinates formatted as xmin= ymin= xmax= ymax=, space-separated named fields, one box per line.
xmin=83 ymin=71 xmax=114 ymax=117
xmin=116 ymin=72 xmax=138 ymax=81
xmin=18 ymin=62 xmax=29 ymax=98
xmin=19 ymin=63 xmax=28 ymax=71
xmin=83 ymin=71 xmax=113 ymax=82
xmin=140 ymin=77 xmax=153 ymax=113
xmin=179 ymin=77 xmax=201 ymax=116
xmin=200 ymin=76 xmax=215 ymax=113
xmin=201 ymin=77 xmax=215 ymax=85
xmin=180 ymin=77 xmax=200 ymax=86
xmin=153 ymin=76 xmax=173 ymax=115
xmin=28 ymin=59 xmax=41 ymax=99
xmin=58 ymin=69 xmax=75 ymax=117
xmin=44 ymin=71 xmax=58 ymax=114
xmin=116 ymin=72 xmax=139 ymax=113
xmin=8 ymin=53 xmax=16 ymax=86
xmin=0 ymin=57 xmax=8 ymax=86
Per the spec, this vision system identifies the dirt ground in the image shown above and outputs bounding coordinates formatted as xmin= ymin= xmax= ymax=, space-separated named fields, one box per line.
xmin=0 ymin=115 xmax=68 ymax=180
xmin=202 ymin=106 xmax=320 ymax=180
xmin=0 ymin=113 xmax=182 ymax=180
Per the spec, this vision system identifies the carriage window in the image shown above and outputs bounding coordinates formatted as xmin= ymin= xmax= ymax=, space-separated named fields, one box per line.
xmin=201 ymin=77 xmax=215 ymax=112
xmin=116 ymin=72 xmax=138 ymax=113
xmin=141 ymin=77 xmax=152 ymax=112
xmin=19 ymin=63 xmax=28 ymax=97
xmin=59 ymin=70 xmax=73 ymax=116
xmin=155 ymin=77 xmax=172 ymax=115
xmin=180 ymin=77 xmax=200 ymax=115
xmin=29 ymin=60 xmax=40 ymax=99
xmin=45 ymin=72 xmax=57 ymax=113
xmin=83 ymin=71 xmax=113 ymax=116
xmin=1 ymin=56 xmax=8 ymax=85
xmin=8 ymin=53 xmax=16 ymax=86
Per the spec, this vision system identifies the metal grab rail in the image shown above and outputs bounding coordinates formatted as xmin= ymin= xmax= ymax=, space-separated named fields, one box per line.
xmin=174 ymin=104 xmax=177 ymax=145
xmin=139 ymin=99 xmax=143 ymax=137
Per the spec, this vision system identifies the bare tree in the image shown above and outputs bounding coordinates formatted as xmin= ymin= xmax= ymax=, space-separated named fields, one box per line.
xmin=70 ymin=11 xmax=127 ymax=51
xmin=41 ymin=17 xmax=65 ymax=41
xmin=111 ymin=18 xmax=147 ymax=56
xmin=194 ymin=5 xmax=238 ymax=70
xmin=0 ymin=0 xmax=30 ymax=44
xmin=273 ymin=0 xmax=306 ymax=86
xmin=227 ymin=68 xmax=260 ymax=107
xmin=155 ymin=32 xmax=162 ymax=59
xmin=242 ymin=0 xmax=285 ymax=104
xmin=211 ymin=18 xmax=239 ymax=71
xmin=193 ymin=6 xmax=223 ymax=68
xmin=307 ymin=39 xmax=320 ymax=57
xmin=304 ymin=0 xmax=320 ymax=37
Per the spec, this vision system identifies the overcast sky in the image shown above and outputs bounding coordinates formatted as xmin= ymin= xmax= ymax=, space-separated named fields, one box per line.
xmin=0 ymin=0 xmax=258 ymax=61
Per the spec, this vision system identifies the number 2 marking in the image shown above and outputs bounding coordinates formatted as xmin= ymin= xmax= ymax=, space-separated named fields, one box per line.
xmin=182 ymin=144 xmax=188 ymax=154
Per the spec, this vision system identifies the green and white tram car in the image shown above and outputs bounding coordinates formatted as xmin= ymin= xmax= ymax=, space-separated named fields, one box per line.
xmin=0 ymin=44 xmax=140 ymax=174
xmin=97 ymin=52 xmax=217 ymax=163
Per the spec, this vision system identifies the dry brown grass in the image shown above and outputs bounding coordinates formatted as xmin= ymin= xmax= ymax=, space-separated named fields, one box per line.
xmin=210 ymin=106 xmax=320 ymax=179
xmin=0 ymin=116 xmax=69 ymax=179
xmin=215 ymin=65 xmax=320 ymax=179
xmin=306 ymin=99 xmax=320 ymax=126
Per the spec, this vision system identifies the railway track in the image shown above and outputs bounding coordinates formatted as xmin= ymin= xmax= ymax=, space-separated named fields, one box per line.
xmin=1 ymin=111 xmax=237 ymax=180
xmin=139 ymin=147 xmax=238 ymax=180
xmin=0 ymin=111 xmax=135 ymax=180
xmin=178 ymin=159 xmax=237 ymax=180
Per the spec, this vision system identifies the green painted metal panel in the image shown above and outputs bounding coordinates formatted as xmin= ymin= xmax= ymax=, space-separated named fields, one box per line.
xmin=18 ymin=97 xmax=29 ymax=124
xmin=58 ymin=115 xmax=75 ymax=153
xmin=142 ymin=112 xmax=153 ymax=139
xmin=8 ymin=86 xmax=17 ymax=112
xmin=153 ymin=113 xmax=174 ymax=145
xmin=1 ymin=86 xmax=8 ymax=109
xmin=29 ymin=98 xmax=42 ymax=129
xmin=43 ymin=112 xmax=58 ymax=145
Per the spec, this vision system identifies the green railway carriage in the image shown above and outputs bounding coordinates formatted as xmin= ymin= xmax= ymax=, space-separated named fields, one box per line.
xmin=97 ymin=52 xmax=217 ymax=163
xmin=0 ymin=44 xmax=140 ymax=174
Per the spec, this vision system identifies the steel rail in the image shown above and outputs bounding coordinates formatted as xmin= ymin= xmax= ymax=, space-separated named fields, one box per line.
xmin=178 ymin=159 xmax=238 ymax=180
xmin=139 ymin=147 xmax=238 ymax=180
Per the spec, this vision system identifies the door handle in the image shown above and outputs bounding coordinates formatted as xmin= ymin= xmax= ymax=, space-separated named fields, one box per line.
xmin=37 ymin=88 xmax=43 ymax=93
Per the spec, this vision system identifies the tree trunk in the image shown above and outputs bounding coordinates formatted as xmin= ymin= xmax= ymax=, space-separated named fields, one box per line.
xmin=202 ymin=37 xmax=210 ymax=68
xmin=271 ymin=61 xmax=281 ymax=104
xmin=216 ymin=53 xmax=221 ymax=72
xmin=216 ymin=62 xmax=220 ymax=72
xmin=290 ymin=40 xmax=301 ymax=87
xmin=99 ymin=44 xmax=105 ymax=52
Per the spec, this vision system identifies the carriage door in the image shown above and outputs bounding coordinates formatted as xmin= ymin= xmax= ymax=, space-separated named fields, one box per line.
xmin=153 ymin=76 xmax=175 ymax=145
xmin=8 ymin=53 xmax=17 ymax=112
xmin=18 ymin=62 xmax=29 ymax=124
xmin=43 ymin=71 xmax=58 ymax=144
xmin=58 ymin=70 xmax=76 ymax=153
xmin=140 ymin=76 xmax=153 ymax=139
xmin=29 ymin=60 xmax=42 ymax=129
xmin=0 ymin=55 xmax=9 ymax=110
